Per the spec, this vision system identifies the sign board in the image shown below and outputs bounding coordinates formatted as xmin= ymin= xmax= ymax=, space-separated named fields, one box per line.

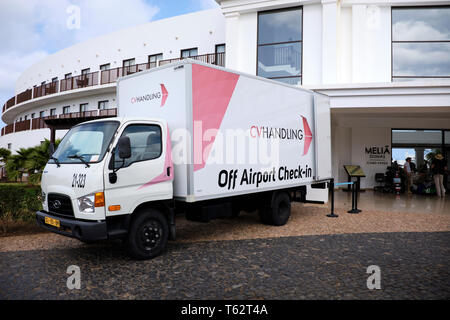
xmin=343 ymin=165 xmax=366 ymax=177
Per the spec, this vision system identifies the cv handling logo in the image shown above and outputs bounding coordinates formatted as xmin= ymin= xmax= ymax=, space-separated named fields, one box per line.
xmin=249 ymin=115 xmax=313 ymax=155
xmin=130 ymin=84 xmax=169 ymax=107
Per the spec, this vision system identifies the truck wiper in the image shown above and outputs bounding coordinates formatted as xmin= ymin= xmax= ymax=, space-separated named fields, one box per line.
xmin=68 ymin=154 xmax=90 ymax=168
xmin=49 ymin=156 xmax=61 ymax=167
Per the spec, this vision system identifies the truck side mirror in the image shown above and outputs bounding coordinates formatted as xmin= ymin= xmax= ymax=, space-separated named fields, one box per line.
xmin=117 ymin=136 xmax=131 ymax=159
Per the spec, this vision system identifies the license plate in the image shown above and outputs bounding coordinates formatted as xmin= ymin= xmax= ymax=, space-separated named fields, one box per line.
xmin=44 ymin=216 xmax=60 ymax=228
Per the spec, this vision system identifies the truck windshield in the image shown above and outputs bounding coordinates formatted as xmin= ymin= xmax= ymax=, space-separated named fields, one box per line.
xmin=50 ymin=121 xmax=119 ymax=164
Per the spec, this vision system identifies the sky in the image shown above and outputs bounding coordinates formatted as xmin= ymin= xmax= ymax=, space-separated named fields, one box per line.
xmin=0 ymin=0 xmax=219 ymax=128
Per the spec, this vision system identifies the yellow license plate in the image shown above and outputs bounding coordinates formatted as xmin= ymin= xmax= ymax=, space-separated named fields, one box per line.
xmin=44 ymin=216 xmax=60 ymax=228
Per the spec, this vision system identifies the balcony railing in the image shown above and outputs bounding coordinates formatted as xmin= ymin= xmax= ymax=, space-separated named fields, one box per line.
xmin=33 ymin=82 xmax=59 ymax=99
xmin=31 ymin=118 xmax=48 ymax=130
xmin=1 ymin=52 xmax=224 ymax=115
xmin=100 ymin=62 xmax=155 ymax=85
xmin=99 ymin=108 xmax=117 ymax=117
xmin=16 ymin=89 xmax=33 ymax=104
xmin=6 ymin=96 xmax=15 ymax=109
xmin=159 ymin=52 xmax=225 ymax=67
xmin=14 ymin=119 xmax=31 ymax=132
xmin=59 ymin=110 xmax=99 ymax=119
xmin=60 ymin=72 xmax=99 ymax=92
xmin=4 ymin=124 xmax=14 ymax=135
xmin=2 ymin=109 xmax=117 ymax=136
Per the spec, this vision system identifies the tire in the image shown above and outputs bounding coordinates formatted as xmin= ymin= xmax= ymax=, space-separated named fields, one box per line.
xmin=127 ymin=209 xmax=169 ymax=260
xmin=259 ymin=192 xmax=291 ymax=226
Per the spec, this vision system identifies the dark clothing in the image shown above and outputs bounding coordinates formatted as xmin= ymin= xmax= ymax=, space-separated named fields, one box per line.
xmin=431 ymin=159 xmax=447 ymax=175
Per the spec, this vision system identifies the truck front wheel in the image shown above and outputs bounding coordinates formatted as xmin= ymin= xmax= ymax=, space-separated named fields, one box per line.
xmin=127 ymin=209 xmax=169 ymax=260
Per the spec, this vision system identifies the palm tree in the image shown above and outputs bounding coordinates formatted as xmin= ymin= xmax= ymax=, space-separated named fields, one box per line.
xmin=0 ymin=148 xmax=10 ymax=163
xmin=5 ymin=139 xmax=61 ymax=184
xmin=0 ymin=148 xmax=11 ymax=181
xmin=6 ymin=147 xmax=34 ymax=182
xmin=25 ymin=139 xmax=60 ymax=184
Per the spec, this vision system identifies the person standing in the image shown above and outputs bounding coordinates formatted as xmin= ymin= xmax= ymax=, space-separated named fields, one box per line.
xmin=404 ymin=157 xmax=413 ymax=194
xmin=431 ymin=153 xmax=447 ymax=197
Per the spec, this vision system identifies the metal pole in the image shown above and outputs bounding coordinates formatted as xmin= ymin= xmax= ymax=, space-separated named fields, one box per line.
xmin=348 ymin=180 xmax=360 ymax=214
xmin=327 ymin=179 xmax=339 ymax=218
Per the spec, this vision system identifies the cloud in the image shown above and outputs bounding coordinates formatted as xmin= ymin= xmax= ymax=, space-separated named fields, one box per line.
xmin=393 ymin=43 xmax=450 ymax=76
xmin=0 ymin=0 xmax=160 ymax=125
xmin=393 ymin=21 xmax=449 ymax=41
xmin=0 ymin=51 xmax=49 ymax=93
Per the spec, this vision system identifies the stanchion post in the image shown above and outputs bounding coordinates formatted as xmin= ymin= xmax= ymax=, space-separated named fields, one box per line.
xmin=327 ymin=178 xmax=339 ymax=218
xmin=348 ymin=179 xmax=361 ymax=214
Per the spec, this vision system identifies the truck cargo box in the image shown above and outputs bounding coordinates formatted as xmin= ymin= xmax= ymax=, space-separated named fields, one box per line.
xmin=117 ymin=60 xmax=331 ymax=202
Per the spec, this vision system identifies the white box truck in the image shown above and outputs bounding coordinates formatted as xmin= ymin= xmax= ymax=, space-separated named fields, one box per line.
xmin=36 ymin=60 xmax=332 ymax=259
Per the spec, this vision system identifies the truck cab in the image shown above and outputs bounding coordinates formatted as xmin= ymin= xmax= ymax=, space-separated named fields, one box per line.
xmin=37 ymin=117 xmax=175 ymax=259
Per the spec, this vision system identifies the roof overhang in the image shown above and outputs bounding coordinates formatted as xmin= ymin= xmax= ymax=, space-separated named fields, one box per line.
xmin=308 ymin=80 xmax=450 ymax=110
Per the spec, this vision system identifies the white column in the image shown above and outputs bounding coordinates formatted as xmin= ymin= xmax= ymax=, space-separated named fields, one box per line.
xmin=321 ymin=0 xmax=338 ymax=84
xmin=224 ymin=12 xmax=240 ymax=71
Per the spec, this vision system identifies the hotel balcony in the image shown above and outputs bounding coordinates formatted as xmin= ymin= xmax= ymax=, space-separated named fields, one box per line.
xmin=1 ymin=109 xmax=117 ymax=136
xmin=1 ymin=51 xmax=225 ymax=125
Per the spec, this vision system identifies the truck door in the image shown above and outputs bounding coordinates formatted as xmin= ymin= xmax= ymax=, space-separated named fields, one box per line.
xmin=306 ymin=93 xmax=331 ymax=203
xmin=103 ymin=121 xmax=173 ymax=216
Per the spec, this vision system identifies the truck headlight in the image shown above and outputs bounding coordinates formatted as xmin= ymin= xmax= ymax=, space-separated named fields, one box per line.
xmin=77 ymin=194 xmax=95 ymax=214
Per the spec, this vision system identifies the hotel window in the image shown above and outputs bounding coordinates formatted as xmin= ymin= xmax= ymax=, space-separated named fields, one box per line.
xmin=123 ymin=58 xmax=135 ymax=68
xmin=123 ymin=59 xmax=136 ymax=75
xmin=31 ymin=113 xmax=35 ymax=119
xmin=7 ymin=143 xmax=11 ymax=150
xmin=80 ymin=103 xmax=88 ymax=112
xmin=65 ymin=73 xmax=72 ymax=79
xmin=24 ymin=115 xmax=28 ymax=120
xmin=50 ymin=108 xmax=56 ymax=116
xmin=63 ymin=106 xmax=70 ymax=114
xmin=257 ymin=7 xmax=302 ymax=85
xmin=39 ymin=111 xmax=45 ymax=118
xmin=181 ymin=48 xmax=198 ymax=58
xmin=100 ymin=64 xmax=110 ymax=71
xmin=98 ymin=100 xmax=109 ymax=110
xmin=51 ymin=77 xmax=58 ymax=82
xmin=215 ymin=44 xmax=225 ymax=65
xmin=149 ymin=54 xmax=163 ymax=68
xmin=81 ymin=68 xmax=90 ymax=75
xmin=392 ymin=6 xmax=450 ymax=81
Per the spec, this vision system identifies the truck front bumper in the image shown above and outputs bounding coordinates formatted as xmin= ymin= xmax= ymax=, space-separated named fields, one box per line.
xmin=36 ymin=211 xmax=107 ymax=242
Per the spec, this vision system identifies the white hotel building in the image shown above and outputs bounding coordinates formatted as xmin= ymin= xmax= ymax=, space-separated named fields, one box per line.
xmin=1 ymin=0 xmax=449 ymax=189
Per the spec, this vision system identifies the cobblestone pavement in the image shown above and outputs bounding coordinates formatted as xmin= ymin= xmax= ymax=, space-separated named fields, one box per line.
xmin=0 ymin=232 xmax=449 ymax=300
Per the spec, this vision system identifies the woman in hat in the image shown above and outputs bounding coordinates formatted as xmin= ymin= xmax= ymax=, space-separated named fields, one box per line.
xmin=431 ymin=153 xmax=447 ymax=197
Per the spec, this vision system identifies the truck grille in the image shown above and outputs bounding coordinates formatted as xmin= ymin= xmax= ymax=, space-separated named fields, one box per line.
xmin=48 ymin=193 xmax=74 ymax=218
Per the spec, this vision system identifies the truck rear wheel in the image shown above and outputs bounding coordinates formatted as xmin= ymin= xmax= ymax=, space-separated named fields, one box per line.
xmin=127 ymin=209 xmax=169 ymax=260
xmin=259 ymin=191 xmax=291 ymax=226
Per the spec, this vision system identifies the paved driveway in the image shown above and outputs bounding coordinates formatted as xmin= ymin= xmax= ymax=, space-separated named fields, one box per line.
xmin=1 ymin=232 xmax=449 ymax=299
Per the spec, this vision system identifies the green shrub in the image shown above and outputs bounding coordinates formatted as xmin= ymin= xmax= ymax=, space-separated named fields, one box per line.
xmin=0 ymin=184 xmax=42 ymax=228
